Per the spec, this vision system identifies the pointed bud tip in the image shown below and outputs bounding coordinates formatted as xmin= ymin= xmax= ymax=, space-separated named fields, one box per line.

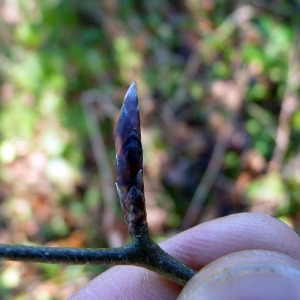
xmin=124 ymin=81 xmax=137 ymax=103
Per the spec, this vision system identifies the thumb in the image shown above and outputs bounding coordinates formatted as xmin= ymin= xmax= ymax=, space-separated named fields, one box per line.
xmin=178 ymin=250 xmax=300 ymax=300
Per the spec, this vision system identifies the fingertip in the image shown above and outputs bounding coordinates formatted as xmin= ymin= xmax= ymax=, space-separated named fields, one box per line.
xmin=161 ymin=213 xmax=300 ymax=269
xmin=69 ymin=266 xmax=181 ymax=300
xmin=178 ymin=250 xmax=300 ymax=300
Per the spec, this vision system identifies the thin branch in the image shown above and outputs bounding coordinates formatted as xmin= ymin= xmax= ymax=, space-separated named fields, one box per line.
xmin=0 ymin=228 xmax=196 ymax=286
xmin=0 ymin=82 xmax=197 ymax=287
xmin=180 ymin=50 xmax=250 ymax=230
xmin=269 ymin=39 xmax=300 ymax=172
xmin=181 ymin=134 xmax=227 ymax=230
xmin=81 ymin=92 xmax=121 ymax=247
xmin=0 ymin=243 xmax=129 ymax=265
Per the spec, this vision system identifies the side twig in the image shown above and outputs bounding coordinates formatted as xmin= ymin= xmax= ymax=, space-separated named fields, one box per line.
xmin=0 ymin=228 xmax=194 ymax=285
xmin=0 ymin=82 xmax=197 ymax=286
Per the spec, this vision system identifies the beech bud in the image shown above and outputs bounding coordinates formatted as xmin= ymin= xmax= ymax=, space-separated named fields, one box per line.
xmin=115 ymin=82 xmax=147 ymax=235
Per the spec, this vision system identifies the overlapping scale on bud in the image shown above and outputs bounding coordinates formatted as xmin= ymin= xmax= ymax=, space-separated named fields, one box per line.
xmin=115 ymin=82 xmax=147 ymax=235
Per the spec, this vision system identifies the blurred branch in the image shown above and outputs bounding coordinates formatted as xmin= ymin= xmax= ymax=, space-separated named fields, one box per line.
xmin=249 ymin=1 xmax=299 ymax=20
xmin=180 ymin=46 xmax=251 ymax=229
xmin=246 ymin=102 xmax=277 ymax=140
xmin=81 ymin=92 xmax=121 ymax=247
xmin=269 ymin=38 xmax=300 ymax=172
xmin=181 ymin=133 xmax=227 ymax=230
xmin=174 ymin=4 xmax=256 ymax=104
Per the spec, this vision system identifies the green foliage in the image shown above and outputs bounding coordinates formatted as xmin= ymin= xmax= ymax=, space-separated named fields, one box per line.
xmin=246 ymin=173 xmax=288 ymax=203
xmin=0 ymin=0 xmax=300 ymax=297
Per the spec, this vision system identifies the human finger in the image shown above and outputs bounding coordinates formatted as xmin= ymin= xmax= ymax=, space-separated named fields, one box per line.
xmin=70 ymin=213 xmax=300 ymax=299
xmin=178 ymin=250 xmax=300 ymax=300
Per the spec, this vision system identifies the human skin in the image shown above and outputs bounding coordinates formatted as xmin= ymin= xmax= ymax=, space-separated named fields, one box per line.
xmin=70 ymin=213 xmax=300 ymax=300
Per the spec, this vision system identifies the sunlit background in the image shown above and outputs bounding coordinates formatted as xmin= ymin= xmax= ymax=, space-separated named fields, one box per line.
xmin=0 ymin=0 xmax=299 ymax=298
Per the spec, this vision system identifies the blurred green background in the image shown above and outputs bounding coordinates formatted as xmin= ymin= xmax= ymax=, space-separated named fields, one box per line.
xmin=0 ymin=0 xmax=300 ymax=298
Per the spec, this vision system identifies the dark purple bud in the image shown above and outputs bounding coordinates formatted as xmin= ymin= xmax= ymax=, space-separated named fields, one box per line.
xmin=115 ymin=82 xmax=141 ymax=156
xmin=115 ymin=82 xmax=143 ymax=192
xmin=115 ymin=82 xmax=147 ymax=235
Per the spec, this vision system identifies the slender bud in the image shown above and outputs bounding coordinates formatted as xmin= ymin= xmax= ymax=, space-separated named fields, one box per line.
xmin=115 ymin=82 xmax=147 ymax=235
